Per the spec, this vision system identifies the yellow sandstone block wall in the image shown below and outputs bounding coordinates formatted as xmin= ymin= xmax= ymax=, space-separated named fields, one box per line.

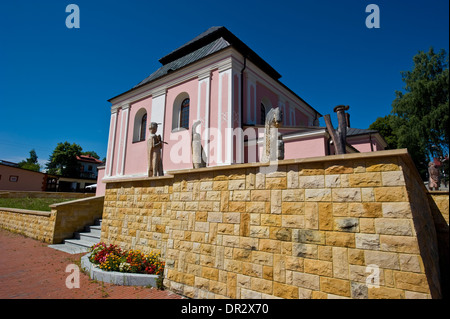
xmin=100 ymin=150 xmax=443 ymax=299
xmin=0 ymin=208 xmax=56 ymax=243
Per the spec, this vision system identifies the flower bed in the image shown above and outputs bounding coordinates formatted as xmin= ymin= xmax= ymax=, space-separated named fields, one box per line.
xmin=89 ymin=242 xmax=165 ymax=276
xmin=82 ymin=243 xmax=165 ymax=288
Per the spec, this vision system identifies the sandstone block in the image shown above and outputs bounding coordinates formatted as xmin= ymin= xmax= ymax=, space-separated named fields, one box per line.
xmin=299 ymin=175 xmax=325 ymax=188
xmin=305 ymin=188 xmax=332 ymax=201
xmin=294 ymin=229 xmax=325 ymax=244
xmin=355 ymin=233 xmax=380 ymax=250
xmin=399 ymin=254 xmax=422 ymax=273
xmin=271 ymin=190 xmax=282 ymax=214
xmin=325 ymin=164 xmax=353 ymax=174
xmin=265 ymin=177 xmax=287 ymax=189
xmin=230 ymin=190 xmax=251 ymax=201
xmin=326 ymin=232 xmax=355 ymax=248
xmin=350 ymin=282 xmax=368 ymax=299
xmin=292 ymin=243 xmax=318 ymax=259
xmin=368 ymin=286 xmax=404 ymax=299
xmin=382 ymin=202 xmax=412 ymax=218
xmin=291 ymin=271 xmax=320 ymax=290
xmin=228 ymin=179 xmax=246 ymax=190
xmin=348 ymin=249 xmax=365 ymax=266
xmin=304 ymin=258 xmax=332 ymax=277
xmin=259 ymin=239 xmax=281 ymax=253
xmin=319 ymin=202 xmax=333 ymax=230
xmin=251 ymin=251 xmax=273 ymax=266
xmin=320 ymin=277 xmax=351 ymax=297
xmin=334 ymin=217 xmax=359 ymax=232
xmin=325 ymin=174 xmax=341 ymax=188
xmin=365 ymin=250 xmax=400 ymax=270
xmin=332 ymin=247 xmax=349 ymax=279
xmin=381 ymin=171 xmax=406 ymax=186
xmin=246 ymin=202 xmax=267 ymax=214
xmin=332 ymin=188 xmax=361 ymax=202
xmin=281 ymin=189 xmax=304 ymax=202
xmin=281 ymin=202 xmax=304 ymax=215
xmin=348 ymin=172 xmax=382 ymax=187
xmin=374 ymin=187 xmax=407 ymax=202
xmin=261 ymin=214 xmax=281 ymax=227
xmin=249 ymin=226 xmax=270 ymax=238
xmin=380 ymin=235 xmax=420 ymax=254
xmin=273 ymin=282 xmax=299 ymax=299
xmin=202 ymin=267 xmax=219 ymax=281
xmin=348 ymin=202 xmax=382 ymax=217
xmin=213 ymin=180 xmax=228 ymax=191
xmin=251 ymin=190 xmax=270 ymax=201
xmin=375 ymin=218 xmax=413 ymax=236
xmin=287 ymin=165 xmax=299 ymax=188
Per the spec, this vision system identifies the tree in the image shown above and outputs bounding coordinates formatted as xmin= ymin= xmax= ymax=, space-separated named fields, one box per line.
xmin=391 ymin=47 xmax=449 ymax=178
xmin=81 ymin=151 xmax=100 ymax=160
xmin=369 ymin=115 xmax=398 ymax=150
xmin=18 ymin=149 xmax=41 ymax=172
xmin=46 ymin=142 xmax=83 ymax=177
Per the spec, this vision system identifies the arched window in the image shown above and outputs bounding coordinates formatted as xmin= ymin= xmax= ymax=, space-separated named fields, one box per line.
xmin=260 ymin=103 xmax=266 ymax=125
xmin=133 ymin=108 xmax=148 ymax=142
xmin=140 ymin=113 xmax=147 ymax=141
xmin=179 ymin=98 xmax=190 ymax=129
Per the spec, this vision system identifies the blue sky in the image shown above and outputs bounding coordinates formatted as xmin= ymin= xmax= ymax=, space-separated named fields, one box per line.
xmin=0 ymin=0 xmax=448 ymax=168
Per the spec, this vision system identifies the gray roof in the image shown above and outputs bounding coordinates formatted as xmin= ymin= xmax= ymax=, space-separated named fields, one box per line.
xmin=109 ymin=26 xmax=321 ymax=117
xmin=135 ymin=37 xmax=230 ymax=88
xmin=346 ymin=127 xmax=378 ymax=137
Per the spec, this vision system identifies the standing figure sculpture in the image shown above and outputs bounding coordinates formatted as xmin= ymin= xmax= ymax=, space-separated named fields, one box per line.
xmin=324 ymin=105 xmax=349 ymax=155
xmin=192 ymin=120 xmax=207 ymax=169
xmin=147 ymin=122 xmax=164 ymax=177
xmin=428 ymin=161 xmax=440 ymax=191
xmin=261 ymin=107 xmax=284 ymax=163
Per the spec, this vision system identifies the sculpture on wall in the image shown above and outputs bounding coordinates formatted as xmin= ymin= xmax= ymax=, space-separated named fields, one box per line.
xmin=147 ymin=122 xmax=164 ymax=177
xmin=261 ymin=107 xmax=284 ymax=163
xmin=192 ymin=120 xmax=207 ymax=169
xmin=324 ymin=105 xmax=349 ymax=155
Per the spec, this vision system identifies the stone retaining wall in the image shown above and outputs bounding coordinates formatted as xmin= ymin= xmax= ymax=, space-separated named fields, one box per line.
xmin=0 ymin=196 xmax=104 ymax=244
xmin=0 ymin=208 xmax=55 ymax=243
xmin=101 ymin=149 xmax=445 ymax=299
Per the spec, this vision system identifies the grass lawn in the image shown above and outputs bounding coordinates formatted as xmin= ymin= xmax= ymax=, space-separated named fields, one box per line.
xmin=0 ymin=197 xmax=74 ymax=212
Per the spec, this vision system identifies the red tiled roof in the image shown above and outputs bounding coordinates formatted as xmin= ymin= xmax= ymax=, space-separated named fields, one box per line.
xmin=76 ymin=155 xmax=103 ymax=164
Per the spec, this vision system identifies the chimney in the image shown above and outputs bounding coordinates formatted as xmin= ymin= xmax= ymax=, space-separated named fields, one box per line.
xmin=345 ymin=113 xmax=350 ymax=128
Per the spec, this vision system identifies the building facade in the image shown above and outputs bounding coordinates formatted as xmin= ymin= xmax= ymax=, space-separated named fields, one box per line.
xmin=100 ymin=27 xmax=386 ymax=187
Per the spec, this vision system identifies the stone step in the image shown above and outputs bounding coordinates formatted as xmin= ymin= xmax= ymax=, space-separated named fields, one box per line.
xmin=48 ymin=219 xmax=101 ymax=254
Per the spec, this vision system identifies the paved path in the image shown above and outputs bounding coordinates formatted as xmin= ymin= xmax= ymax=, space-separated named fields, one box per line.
xmin=0 ymin=228 xmax=183 ymax=299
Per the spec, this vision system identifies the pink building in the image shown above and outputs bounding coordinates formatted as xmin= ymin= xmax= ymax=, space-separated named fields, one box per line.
xmin=98 ymin=26 xmax=386 ymax=193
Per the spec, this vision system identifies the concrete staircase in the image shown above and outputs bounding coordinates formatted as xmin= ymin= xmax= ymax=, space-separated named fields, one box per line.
xmin=48 ymin=219 xmax=102 ymax=254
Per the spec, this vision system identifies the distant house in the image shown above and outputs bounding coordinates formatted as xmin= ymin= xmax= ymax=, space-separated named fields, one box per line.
xmin=77 ymin=155 xmax=103 ymax=180
xmin=0 ymin=162 xmax=53 ymax=192
xmin=97 ymin=26 xmax=387 ymax=194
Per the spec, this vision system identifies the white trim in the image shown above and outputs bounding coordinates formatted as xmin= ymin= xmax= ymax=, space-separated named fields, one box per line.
xmin=106 ymin=112 xmax=118 ymax=177
xmin=115 ymin=109 xmax=125 ymax=176
xmin=120 ymin=106 xmax=130 ymax=176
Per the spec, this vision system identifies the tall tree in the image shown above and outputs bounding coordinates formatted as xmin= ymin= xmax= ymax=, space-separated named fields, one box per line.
xmin=391 ymin=47 xmax=449 ymax=178
xmin=369 ymin=115 xmax=398 ymax=150
xmin=46 ymin=142 xmax=83 ymax=177
xmin=18 ymin=149 xmax=41 ymax=172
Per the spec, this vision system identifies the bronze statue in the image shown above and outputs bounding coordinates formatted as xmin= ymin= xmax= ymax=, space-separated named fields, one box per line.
xmin=428 ymin=161 xmax=440 ymax=191
xmin=147 ymin=122 xmax=164 ymax=177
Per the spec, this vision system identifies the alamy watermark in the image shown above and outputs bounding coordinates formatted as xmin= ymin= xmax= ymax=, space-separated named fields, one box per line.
xmin=65 ymin=264 xmax=80 ymax=289
xmin=365 ymin=4 xmax=380 ymax=29
xmin=65 ymin=4 xmax=80 ymax=29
